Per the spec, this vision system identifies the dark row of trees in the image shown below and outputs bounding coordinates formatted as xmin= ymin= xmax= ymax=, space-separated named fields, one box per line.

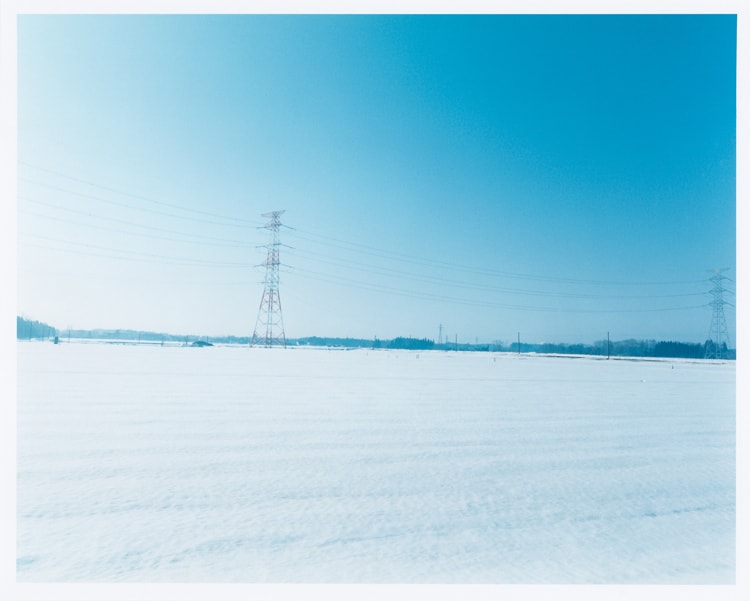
xmin=295 ymin=336 xmax=373 ymax=348
xmin=479 ymin=339 xmax=732 ymax=359
xmin=16 ymin=319 xmax=252 ymax=345
xmin=378 ymin=337 xmax=436 ymax=350
xmin=16 ymin=316 xmax=57 ymax=340
xmin=297 ymin=336 xmax=733 ymax=359
xmin=502 ymin=338 xmax=730 ymax=359
xmin=297 ymin=336 xmax=436 ymax=350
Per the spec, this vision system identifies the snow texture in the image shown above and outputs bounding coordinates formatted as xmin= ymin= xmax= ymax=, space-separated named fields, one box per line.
xmin=16 ymin=343 xmax=735 ymax=583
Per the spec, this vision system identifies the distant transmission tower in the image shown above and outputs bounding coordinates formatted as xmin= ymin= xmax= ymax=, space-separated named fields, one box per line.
xmin=251 ymin=210 xmax=286 ymax=348
xmin=704 ymin=268 xmax=731 ymax=359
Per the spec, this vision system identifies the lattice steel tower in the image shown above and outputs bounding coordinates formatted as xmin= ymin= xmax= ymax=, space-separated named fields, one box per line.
xmin=704 ymin=268 xmax=731 ymax=359
xmin=251 ymin=210 xmax=286 ymax=348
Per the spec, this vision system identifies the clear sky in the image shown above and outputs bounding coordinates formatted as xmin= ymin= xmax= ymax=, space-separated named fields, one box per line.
xmin=13 ymin=10 xmax=737 ymax=344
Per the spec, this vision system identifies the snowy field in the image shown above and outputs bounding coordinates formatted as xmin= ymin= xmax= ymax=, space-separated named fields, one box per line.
xmin=16 ymin=342 xmax=735 ymax=583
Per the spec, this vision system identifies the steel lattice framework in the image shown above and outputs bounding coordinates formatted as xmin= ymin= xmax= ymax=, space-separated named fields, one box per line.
xmin=704 ymin=268 xmax=731 ymax=359
xmin=251 ymin=210 xmax=286 ymax=348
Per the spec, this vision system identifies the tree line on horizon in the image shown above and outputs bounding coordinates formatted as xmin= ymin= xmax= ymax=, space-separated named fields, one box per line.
xmin=16 ymin=316 xmax=734 ymax=360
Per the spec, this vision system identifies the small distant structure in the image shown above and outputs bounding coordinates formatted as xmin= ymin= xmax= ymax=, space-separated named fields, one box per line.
xmin=191 ymin=340 xmax=213 ymax=347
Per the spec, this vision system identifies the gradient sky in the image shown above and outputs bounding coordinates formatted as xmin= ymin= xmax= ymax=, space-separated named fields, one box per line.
xmin=14 ymin=12 xmax=737 ymax=344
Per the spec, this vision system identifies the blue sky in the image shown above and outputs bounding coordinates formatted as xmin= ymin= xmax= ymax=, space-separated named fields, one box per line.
xmin=14 ymin=12 xmax=737 ymax=344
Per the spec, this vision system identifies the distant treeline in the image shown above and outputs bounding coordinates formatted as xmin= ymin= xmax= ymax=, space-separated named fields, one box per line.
xmin=296 ymin=336 xmax=374 ymax=348
xmin=296 ymin=336 xmax=732 ymax=359
xmin=17 ymin=316 xmax=57 ymax=340
xmin=16 ymin=318 xmax=248 ymax=345
xmin=17 ymin=316 xmax=734 ymax=360
xmin=378 ymin=337 xmax=435 ymax=350
xmin=500 ymin=338 xmax=727 ymax=360
xmin=296 ymin=336 xmax=436 ymax=350
xmin=297 ymin=336 xmax=436 ymax=350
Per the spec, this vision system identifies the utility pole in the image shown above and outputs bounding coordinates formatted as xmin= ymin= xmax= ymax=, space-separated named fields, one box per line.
xmin=607 ymin=331 xmax=610 ymax=360
xmin=438 ymin=323 xmax=443 ymax=345
xmin=517 ymin=332 xmax=521 ymax=355
xmin=251 ymin=210 xmax=287 ymax=348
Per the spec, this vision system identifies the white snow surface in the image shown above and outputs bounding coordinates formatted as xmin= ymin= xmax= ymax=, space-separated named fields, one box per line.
xmin=16 ymin=342 xmax=735 ymax=583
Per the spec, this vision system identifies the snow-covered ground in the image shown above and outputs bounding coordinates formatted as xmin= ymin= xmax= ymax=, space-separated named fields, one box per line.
xmin=16 ymin=342 xmax=735 ymax=583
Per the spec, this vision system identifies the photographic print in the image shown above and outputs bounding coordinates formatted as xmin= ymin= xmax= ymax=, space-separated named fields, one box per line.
xmin=3 ymin=1 xmax=743 ymax=599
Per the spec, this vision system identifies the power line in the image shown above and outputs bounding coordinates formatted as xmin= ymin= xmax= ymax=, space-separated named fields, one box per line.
xmin=19 ymin=227 xmax=713 ymax=314
xmin=20 ymin=196 xmax=710 ymax=304
xmin=21 ymin=266 xmax=254 ymax=288
xmin=18 ymin=164 xmax=714 ymax=291
xmin=288 ymin=265 xmax=708 ymax=314
xmin=17 ymin=165 xmax=728 ymax=327
xmin=19 ymin=161 xmax=259 ymax=225
xmin=16 ymin=228 xmax=723 ymax=317
xmin=19 ymin=177 xmax=255 ymax=229
xmin=19 ymin=233 xmax=252 ymax=268
xmin=290 ymin=246 xmax=707 ymax=301
xmin=19 ymin=166 xmax=708 ymax=291
xmin=18 ymin=206 xmax=253 ymax=249
xmin=286 ymin=227 xmax=707 ymax=288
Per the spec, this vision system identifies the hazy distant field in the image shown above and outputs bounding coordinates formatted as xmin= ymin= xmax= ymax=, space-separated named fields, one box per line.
xmin=16 ymin=342 xmax=735 ymax=583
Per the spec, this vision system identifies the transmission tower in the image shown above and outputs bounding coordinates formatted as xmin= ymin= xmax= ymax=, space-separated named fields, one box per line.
xmin=704 ymin=268 xmax=731 ymax=359
xmin=251 ymin=210 xmax=286 ymax=348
